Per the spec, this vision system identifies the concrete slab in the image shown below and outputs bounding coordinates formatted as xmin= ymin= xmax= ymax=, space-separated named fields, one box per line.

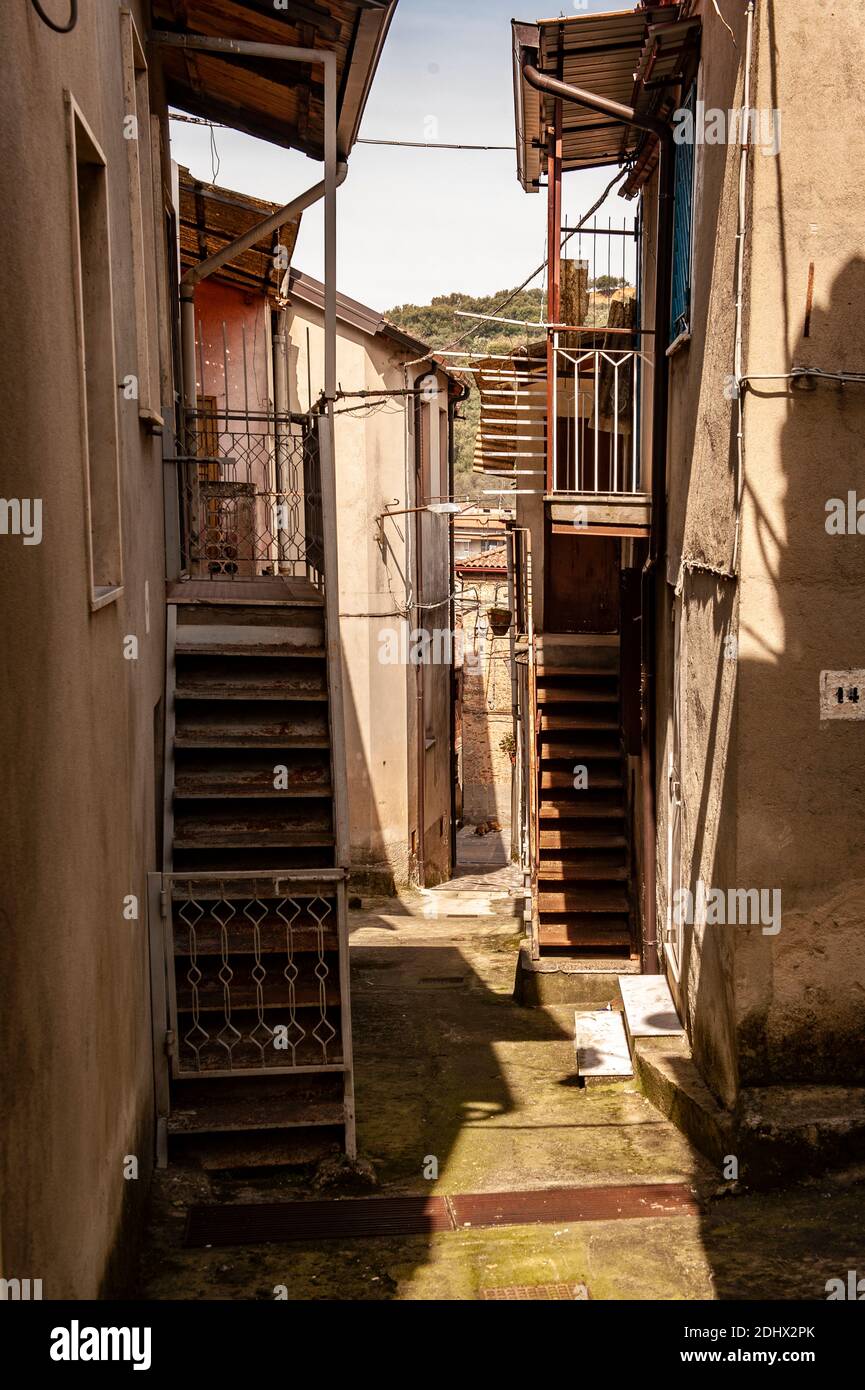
xmin=574 ymin=1009 xmax=633 ymax=1078
xmin=619 ymin=974 xmax=683 ymax=1039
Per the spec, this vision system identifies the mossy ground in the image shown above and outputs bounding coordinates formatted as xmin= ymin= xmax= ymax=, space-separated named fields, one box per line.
xmin=138 ymin=906 xmax=865 ymax=1300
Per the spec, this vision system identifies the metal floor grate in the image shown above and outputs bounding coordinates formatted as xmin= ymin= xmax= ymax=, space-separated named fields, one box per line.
xmin=480 ymin=1282 xmax=589 ymax=1300
xmin=185 ymin=1182 xmax=699 ymax=1248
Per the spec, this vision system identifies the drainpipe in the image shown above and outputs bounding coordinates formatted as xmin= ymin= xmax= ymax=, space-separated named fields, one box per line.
xmin=272 ymin=307 xmax=291 ymax=569
xmin=153 ymin=33 xmax=347 ymax=421
xmin=413 ymin=368 xmax=439 ymax=884
xmin=447 ymin=377 xmax=469 ymax=872
xmin=521 ymin=55 xmax=676 ymax=974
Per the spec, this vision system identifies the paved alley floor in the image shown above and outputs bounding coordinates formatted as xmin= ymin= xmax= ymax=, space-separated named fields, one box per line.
xmin=139 ymin=899 xmax=865 ymax=1300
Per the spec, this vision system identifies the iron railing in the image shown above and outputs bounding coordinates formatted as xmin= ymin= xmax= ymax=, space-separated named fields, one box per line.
xmin=157 ymin=870 xmax=348 ymax=1079
xmin=550 ymin=337 xmax=643 ymax=495
xmin=173 ymin=409 xmax=324 ymax=584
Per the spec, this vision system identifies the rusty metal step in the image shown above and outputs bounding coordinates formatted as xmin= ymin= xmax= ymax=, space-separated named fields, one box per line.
xmin=539 ymin=829 xmax=626 ymax=850
xmin=175 ymin=669 xmax=328 ymax=701
xmin=169 ymin=1098 xmax=344 ymax=1137
xmin=540 ymin=741 xmax=621 ymax=760
xmin=537 ymin=862 xmax=628 ymax=881
xmin=174 ymin=752 xmax=331 ymax=799
xmin=175 ymin=623 xmax=324 ymax=658
xmin=172 ymin=922 xmax=339 ymax=956
xmin=535 ymin=667 xmax=618 ymax=679
xmin=536 ymin=688 xmax=618 ymax=705
xmin=173 ymin=805 xmax=333 ymax=850
xmin=541 ymin=770 xmax=623 ymax=790
xmin=538 ymin=887 xmax=629 ymax=913
xmin=538 ymin=918 xmax=631 ymax=949
xmin=175 ymin=705 xmax=330 ymax=749
xmin=174 ymin=1035 xmax=345 ymax=1074
xmin=175 ymin=978 xmax=341 ymax=1013
xmin=541 ymin=712 xmax=618 ymax=731
xmin=539 ymin=798 xmax=624 ymax=818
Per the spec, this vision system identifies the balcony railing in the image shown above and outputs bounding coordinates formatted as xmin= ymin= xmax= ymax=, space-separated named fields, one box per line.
xmin=171 ymin=408 xmax=324 ymax=586
xmin=550 ymin=334 xmax=643 ymax=496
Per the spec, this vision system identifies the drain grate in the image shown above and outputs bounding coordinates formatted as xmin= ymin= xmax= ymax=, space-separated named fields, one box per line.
xmin=185 ymin=1182 xmax=698 ymax=1248
xmin=186 ymin=1195 xmax=452 ymax=1247
xmin=449 ymin=1183 xmax=696 ymax=1228
xmin=480 ymin=1282 xmax=589 ymax=1300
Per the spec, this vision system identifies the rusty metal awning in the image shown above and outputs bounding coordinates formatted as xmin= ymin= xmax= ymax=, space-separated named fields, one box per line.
xmin=512 ymin=5 xmax=697 ymax=192
xmin=153 ymin=0 xmax=398 ymax=160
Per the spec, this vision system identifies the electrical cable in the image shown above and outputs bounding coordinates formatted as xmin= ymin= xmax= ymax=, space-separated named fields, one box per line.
xmin=403 ymin=167 xmax=628 ymax=365
xmin=29 ymin=0 xmax=77 ymax=32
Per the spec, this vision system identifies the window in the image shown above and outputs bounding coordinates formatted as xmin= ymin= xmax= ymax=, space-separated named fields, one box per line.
xmin=670 ymin=81 xmax=696 ymax=343
xmin=67 ymin=95 xmax=123 ymax=608
xmin=120 ymin=8 xmax=160 ymax=423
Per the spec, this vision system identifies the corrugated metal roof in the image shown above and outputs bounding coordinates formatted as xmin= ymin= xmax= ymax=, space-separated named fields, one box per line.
xmin=153 ymin=1 xmax=398 ymax=161
xmin=512 ymin=5 xmax=695 ymax=192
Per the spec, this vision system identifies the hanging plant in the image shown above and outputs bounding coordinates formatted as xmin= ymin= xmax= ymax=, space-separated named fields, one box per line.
xmin=487 ymin=606 xmax=511 ymax=635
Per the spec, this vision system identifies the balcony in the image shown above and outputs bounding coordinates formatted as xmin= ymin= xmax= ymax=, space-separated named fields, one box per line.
xmin=466 ymin=333 xmax=650 ymax=538
xmin=547 ymin=333 xmax=651 ymax=538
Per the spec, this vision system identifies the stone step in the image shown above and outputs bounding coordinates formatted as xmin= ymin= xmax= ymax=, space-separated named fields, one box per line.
xmin=618 ymin=974 xmax=684 ymax=1042
xmin=573 ymin=1008 xmax=634 ymax=1080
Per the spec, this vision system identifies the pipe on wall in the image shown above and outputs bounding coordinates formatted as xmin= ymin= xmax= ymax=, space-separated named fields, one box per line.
xmin=152 ymin=33 xmax=346 ymax=421
xmin=521 ymin=54 xmax=676 ymax=974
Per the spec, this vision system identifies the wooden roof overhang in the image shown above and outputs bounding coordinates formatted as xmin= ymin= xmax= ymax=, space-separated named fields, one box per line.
xmin=512 ymin=5 xmax=700 ymax=194
xmin=152 ymin=1 xmax=398 ymax=160
xmin=178 ymin=167 xmax=300 ymax=295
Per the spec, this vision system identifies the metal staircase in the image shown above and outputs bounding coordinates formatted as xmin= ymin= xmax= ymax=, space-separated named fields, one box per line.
xmin=532 ymin=665 xmax=635 ymax=957
xmin=149 ymin=411 xmax=354 ymax=1167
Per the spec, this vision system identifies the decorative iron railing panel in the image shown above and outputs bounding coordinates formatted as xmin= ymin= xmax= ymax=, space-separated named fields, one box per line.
xmin=550 ymin=339 xmax=644 ymax=495
xmin=162 ymin=871 xmax=346 ymax=1079
xmin=174 ymin=409 xmax=324 ymax=584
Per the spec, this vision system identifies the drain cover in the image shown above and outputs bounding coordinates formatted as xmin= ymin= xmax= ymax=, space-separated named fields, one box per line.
xmin=480 ymin=1282 xmax=589 ymax=1300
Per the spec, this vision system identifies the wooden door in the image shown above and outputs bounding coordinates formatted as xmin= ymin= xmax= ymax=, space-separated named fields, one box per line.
xmin=544 ymin=527 xmax=620 ymax=634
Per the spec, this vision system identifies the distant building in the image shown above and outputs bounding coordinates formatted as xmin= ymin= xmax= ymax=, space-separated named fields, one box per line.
xmin=455 ymin=545 xmax=514 ymax=828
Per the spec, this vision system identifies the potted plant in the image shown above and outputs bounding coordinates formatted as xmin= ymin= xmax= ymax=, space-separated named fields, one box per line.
xmin=487 ymin=606 xmax=511 ymax=635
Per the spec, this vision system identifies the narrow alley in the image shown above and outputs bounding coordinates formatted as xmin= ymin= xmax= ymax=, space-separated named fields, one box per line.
xmin=3 ymin=0 xmax=865 ymax=1359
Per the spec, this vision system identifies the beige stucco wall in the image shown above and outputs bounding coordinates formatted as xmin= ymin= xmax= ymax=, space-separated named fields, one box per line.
xmin=286 ymin=299 xmax=452 ymax=887
xmin=735 ymin=0 xmax=865 ymax=1085
xmin=651 ymin=0 xmax=865 ymax=1104
xmin=0 ymin=0 xmax=166 ymax=1294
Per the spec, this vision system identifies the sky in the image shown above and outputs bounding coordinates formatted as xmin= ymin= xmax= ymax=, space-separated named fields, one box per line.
xmin=167 ymin=0 xmax=636 ymax=314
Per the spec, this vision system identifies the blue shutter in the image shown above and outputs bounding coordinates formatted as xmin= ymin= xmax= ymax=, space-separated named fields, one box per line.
xmin=670 ymin=83 xmax=695 ymax=342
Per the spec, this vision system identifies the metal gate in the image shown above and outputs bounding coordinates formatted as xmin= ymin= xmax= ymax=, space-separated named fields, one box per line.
xmin=148 ymin=869 xmax=355 ymax=1162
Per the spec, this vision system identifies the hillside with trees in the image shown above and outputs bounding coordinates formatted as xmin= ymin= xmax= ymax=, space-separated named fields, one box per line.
xmin=386 ymin=288 xmax=547 ymax=501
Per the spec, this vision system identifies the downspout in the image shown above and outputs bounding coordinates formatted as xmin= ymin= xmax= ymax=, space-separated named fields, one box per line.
xmin=152 ymin=32 xmax=347 ymax=420
xmin=272 ymin=307 xmax=291 ymax=569
xmin=521 ymin=55 xmax=676 ymax=974
xmin=178 ymin=162 xmax=348 ymax=416
xmin=412 ymin=368 xmax=438 ymax=885
xmin=448 ymin=377 xmax=469 ymax=872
